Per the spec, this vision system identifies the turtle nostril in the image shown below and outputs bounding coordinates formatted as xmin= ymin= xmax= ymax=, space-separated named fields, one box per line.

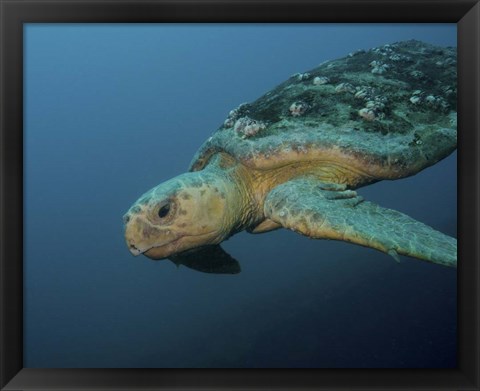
xmin=123 ymin=214 xmax=130 ymax=224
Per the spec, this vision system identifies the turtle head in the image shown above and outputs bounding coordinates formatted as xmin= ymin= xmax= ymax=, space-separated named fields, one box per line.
xmin=123 ymin=171 xmax=233 ymax=260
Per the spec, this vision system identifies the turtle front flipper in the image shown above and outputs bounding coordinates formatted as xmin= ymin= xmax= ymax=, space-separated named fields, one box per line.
xmin=264 ymin=178 xmax=457 ymax=267
xmin=169 ymin=245 xmax=241 ymax=274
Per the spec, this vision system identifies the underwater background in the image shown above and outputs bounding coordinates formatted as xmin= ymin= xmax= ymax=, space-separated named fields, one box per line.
xmin=24 ymin=24 xmax=457 ymax=368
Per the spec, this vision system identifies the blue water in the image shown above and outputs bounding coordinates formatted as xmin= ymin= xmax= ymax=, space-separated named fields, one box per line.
xmin=24 ymin=24 xmax=457 ymax=368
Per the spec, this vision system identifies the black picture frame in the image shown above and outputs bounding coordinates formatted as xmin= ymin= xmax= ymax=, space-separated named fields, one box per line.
xmin=1 ymin=1 xmax=479 ymax=390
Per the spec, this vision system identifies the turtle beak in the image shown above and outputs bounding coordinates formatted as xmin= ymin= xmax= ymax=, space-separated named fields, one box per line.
xmin=123 ymin=212 xmax=151 ymax=256
xmin=128 ymin=243 xmax=142 ymax=256
xmin=124 ymin=223 xmax=149 ymax=256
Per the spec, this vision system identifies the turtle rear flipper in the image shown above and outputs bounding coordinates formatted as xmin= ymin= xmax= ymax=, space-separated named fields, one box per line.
xmin=169 ymin=245 xmax=241 ymax=274
xmin=264 ymin=178 xmax=457 ymax=267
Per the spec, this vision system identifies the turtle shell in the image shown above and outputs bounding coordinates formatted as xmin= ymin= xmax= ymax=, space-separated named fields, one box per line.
xmin=190 ymin=40 xmax=457 ymax=181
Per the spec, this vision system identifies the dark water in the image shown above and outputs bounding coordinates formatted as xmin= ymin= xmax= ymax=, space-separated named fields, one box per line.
xmin=24 ymin=24 xmax=457 ymax=368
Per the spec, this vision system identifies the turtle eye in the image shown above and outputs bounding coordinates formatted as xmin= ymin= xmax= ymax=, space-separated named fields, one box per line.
xmin=158 ymin=203 xmax=171 ymax=218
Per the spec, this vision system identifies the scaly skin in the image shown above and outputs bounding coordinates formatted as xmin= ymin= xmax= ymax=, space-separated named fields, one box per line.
xmin=264 ymin=178 xmax=457 ymax=267
xmin=124 ymin=151 xmax=456 ymax=267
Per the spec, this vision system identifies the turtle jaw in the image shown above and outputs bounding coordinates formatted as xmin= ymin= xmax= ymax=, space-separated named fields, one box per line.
xmin=124 ymin=230 xmax=180 ymax=258
xmin=128 ymin=244 xmax=142 ymax=256
xmin=125 ymin=232 xmax=182 ymax=259
xmin=143 ymin=230 xmax=220 ymax=260
xmin=143 ymin=235 xmax=187 ymax=260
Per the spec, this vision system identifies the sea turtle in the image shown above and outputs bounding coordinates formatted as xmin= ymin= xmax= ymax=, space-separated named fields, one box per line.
xmin=124 ymin=40 xmax=457 ymax=274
